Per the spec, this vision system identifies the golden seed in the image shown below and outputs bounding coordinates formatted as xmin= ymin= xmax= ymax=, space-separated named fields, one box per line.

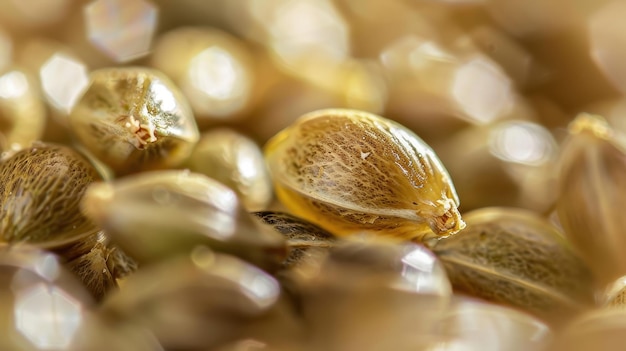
xmin=264 ymin=108 xmax=464 ymax=242
xmin=69 ymin=67 xmax=200 ymax=175
xmin=150 ymin=27 xmax=256 ymax=123
xmin=0 ymin=68 xmax=46 ymax=151
xmin=187 ymin=128 xmax=273 ymax=211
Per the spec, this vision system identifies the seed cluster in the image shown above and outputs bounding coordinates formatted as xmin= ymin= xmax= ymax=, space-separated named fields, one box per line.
xmin=1 ymin=2 xmax=626 ymax=351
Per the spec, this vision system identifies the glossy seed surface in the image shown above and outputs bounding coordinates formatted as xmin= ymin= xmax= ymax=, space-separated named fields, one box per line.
xmin=81 ymin=170 xmax=285 ymax=268
xmin=0 ymin=246 xmax=94 ymax=351
xmin=0 ymin=142 xmax=101 ymax=247
xmin=69 ymin=67 xmax=199 ymax=175
xmin=101 ymin=250 xmax=281 ymax=350
xmin=296 ymin=240 xmax=451 ymax=351
xmin=265 ymin=108 xmax=464 ymax=242
xmin=436 ymin=297 xmax=551 ymax=351
xmin=188 ymin=128 xmax=273 ymax=211
xmin=432 ymin=207 xmax=594 ymax=323
xmin=0 ymin=68 xmax=46 ymax=151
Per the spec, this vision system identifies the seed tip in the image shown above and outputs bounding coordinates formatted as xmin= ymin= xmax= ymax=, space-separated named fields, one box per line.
xmin=568 ymin=113 xmax=612 ymax=139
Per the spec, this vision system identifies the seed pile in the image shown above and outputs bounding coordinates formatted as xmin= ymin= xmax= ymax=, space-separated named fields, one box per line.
xmin=1 ymin=2 xmax=626 ymax=350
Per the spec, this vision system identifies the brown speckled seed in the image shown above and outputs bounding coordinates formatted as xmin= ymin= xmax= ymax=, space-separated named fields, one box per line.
xmin=0 ymin=143 xmax=101 ymax=246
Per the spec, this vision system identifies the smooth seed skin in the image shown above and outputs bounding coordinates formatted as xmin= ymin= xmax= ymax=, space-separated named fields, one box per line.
xmin=187 ymin=128 xmax=273 ymax=211
xmin=0 ymin=142 xmax=101 ymax=247
xmin=436 ymin=298 xmax=552 ymax=351
xmin=69 ymin=67 xmax=200 ymax=175
xmin=0 ymin=68 xmax=46 ymax=151
xmin=556 ymin=113 xmax=626 ymax=286
xmin=265 ymin=108 xmax=464 ymax=242
xmin=80 ymin=170 xmax=285 ymax=268
xmin=151 ymin=27 xmax=256 ymax=122
xmin=100 ymin=251 xmax=282 ymax=350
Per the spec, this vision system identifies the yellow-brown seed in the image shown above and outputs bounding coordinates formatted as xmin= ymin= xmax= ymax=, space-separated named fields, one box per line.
xmin=0 ymin=142 xmax=101 ymax=247
xmin=187 ymin=128 xmax=273 ymax=211
xmin=556 ymin=113 xmax=626 ymax=286
xmin=69 ymin=67 xmax=199 ymax=175
xmin=264 ymin=108 xmax=464 ymax=242
xmin=432 ymin=207 xmax=594 ymax=323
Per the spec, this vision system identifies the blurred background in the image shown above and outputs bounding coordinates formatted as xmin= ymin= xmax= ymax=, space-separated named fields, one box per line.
xmin=0 ymin=0 xmax=625 ymax=213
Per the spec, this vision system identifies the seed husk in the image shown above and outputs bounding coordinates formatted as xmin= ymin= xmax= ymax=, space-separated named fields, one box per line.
xmin=264 ymin=108 xmax=464 ymax=243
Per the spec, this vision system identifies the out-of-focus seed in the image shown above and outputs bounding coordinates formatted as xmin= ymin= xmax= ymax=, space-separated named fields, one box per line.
xmin=434 ymin=297 xmax=552 ymax=351
xmin=602 ymin=276 xmax=626 ymax=309
xmin=264 ymin=108 xmax=464 ymax=243
xmin=81 ymin=170 xmax=285 ymax=269
xmin=0 ymin=142 xmax=101 ymax=248
xmin=0 ymin=68 xmax=46 ymax=151
xmin=432 ymin=207 xmax=594 ymax=323
xmin=551 ymin=309 xmax=626 ymax=351
xmin=435 ymin=119 xmax=558 ymax=213
xmin=295 ymin=239 xmax=451 ymax=351
xmin=69 ymin=67 xmax=200 ymax=175
xmin=322 ymin=239 xmax=453 ymax=296
xmin=151 ymin=27 xmax=256 ymax=123
xmin=101 ymin=249 xmax=282 ymax=350
xmin=187 ymin=128 xmax=273 ymax=211
xmin=556 ymin=113 xmax=626 ymax=286
xmin=68 ymin=314 xmax=164 ymax=351
xmin=0 ymin=246 xmax=94 ymax=351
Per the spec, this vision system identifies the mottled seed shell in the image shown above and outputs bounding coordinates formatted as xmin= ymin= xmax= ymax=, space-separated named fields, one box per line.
xmin=556 ymin=113 xmax=626 ymax=286
xmin=69 ymin=67 xmax=199 ymax=175
xmin=432 ymin=207 xmax=594 ymax=323
xmin=187 ymin=128 xmax=273 ymax=211
xmin=66 ymin=241 xmax=116 ymax=301
xmin=265 ymin=108 xmax=464 ymax=242
xmin=0 ymin=142 xmax=101 ymax=248
xmin=253 ymin=211 xmax=336 ymax=268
